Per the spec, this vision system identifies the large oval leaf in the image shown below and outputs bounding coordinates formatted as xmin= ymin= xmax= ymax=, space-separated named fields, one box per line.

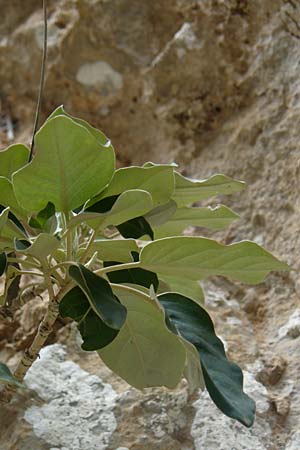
xmin=59 ymin=286 xmax=119 ymax=351
xmin=0 ymin=144 xmax=29 ymax=179
xmin=98 ymin=284 xmax=186 ymax=389
xmin=69 ymin=264 xmax=126 ymax=330
xmin=172 ymin=172 xmax=246 ymax=207
xmin=158 ymin=292 xmax=255 ymax=427
xmin=13 ymin=115 xmax=115 ymax=213
xmin=140 ymin=237 xmax=289 ymax=285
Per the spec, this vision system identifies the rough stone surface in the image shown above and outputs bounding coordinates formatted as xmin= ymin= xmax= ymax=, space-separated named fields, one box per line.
xmin=1 ymin=0 xmax=300 ymax=449
xmin=24 ymin=344 xmax=118 ymax=450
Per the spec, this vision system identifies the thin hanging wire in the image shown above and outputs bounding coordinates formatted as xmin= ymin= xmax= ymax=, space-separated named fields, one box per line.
xmin=29 ymin=0 xmax=48 ymax=162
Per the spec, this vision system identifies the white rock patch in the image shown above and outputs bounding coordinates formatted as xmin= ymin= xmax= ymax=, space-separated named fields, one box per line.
xmin=24 ymin=344 xmax=118 ymax=450
xmin=278 ymin=310 xmax=300 ymax=339
xmin=76 ymin=61 xmax=123 ymax=93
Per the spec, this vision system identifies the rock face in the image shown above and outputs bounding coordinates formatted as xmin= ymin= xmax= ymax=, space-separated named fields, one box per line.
xmin=1 ymin=0 xmax=300 ymax=449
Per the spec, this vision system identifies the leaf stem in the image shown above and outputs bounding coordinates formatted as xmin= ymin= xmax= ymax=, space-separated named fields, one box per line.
xmin=95 ymin=261 xmax=141 ymax=276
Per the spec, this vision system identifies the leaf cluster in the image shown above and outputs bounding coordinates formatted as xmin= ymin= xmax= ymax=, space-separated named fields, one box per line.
xmin=0 ymin=107 xmax=289 ymax=427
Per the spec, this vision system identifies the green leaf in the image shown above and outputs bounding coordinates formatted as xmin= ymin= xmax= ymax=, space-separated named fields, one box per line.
xmin=0 ymin=177 xmax=27 ymax=218
xmin=117 ymin=216 xmax=154 ymax=240
xmin=159 ymin=274 xmax=205 ymax=305
xmin=158 ymin=293 xmax=255 ymax=427
xmin=70 ymin=190 xmax=153 ymax=230
xmin=48 ymin=105 xmax=111 ymax=146
xmin=140 ymin=236 xmax=289 ymax=285
xmin=0 ymin=362 xmax=24 ymax=388
xmin=87 ymin=238 xmax=139 ymax=263
xmin=98 ymin=284 xmax=186 ymax=389
xmin=59 ymin=287 xmax=119 ymax=351
xmin=0 ymin=144 xmax=29 ymax=179
xmin=0 ymin=253 xmax=7 ymax=276
xmin=89 ymin=165 xmax=175 ymax=208
xmin=15 ymin=233 xmax=60 ymax=261
xmin=0 ymin=207 xmax=25 ymax=247
xmin=154 ymin=205 xmax=239 ymax=238
xmin=69 ymin=264 xmax=127 ymax=329
xmin=144 ymin=200 xmax=177 ymax=227
xmin=172 ymin=172 xmax=246 ymax=207
xmin=183 ymin=339 xmax=205 ymax=392
xmin=13 ymin=115 xmax=115 ymax=213
xmin=29 ymin=202 xmax=57 ymax=233
xmin=104 ymin=252 xmax=159 ymax=291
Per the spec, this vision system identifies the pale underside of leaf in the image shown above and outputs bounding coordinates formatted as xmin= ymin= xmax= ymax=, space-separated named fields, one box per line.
xmin=154 ymin=205 xmax=239 ymax=238
xmin=98 ymin=284 xmax=186 ymax=389
xmin=16 ymin=233 xmax=60 ymax=261
xmin=87 ymin=238 xmax=139 ymax=263
xmin=172 ymin=172 xmax=246 ymax=207
xmin=140 ymin=236 xmax=289 ymax=284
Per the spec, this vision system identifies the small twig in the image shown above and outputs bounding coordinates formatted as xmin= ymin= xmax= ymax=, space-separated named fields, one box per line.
xmin=29 ymin=0 xmax=48 ymax=162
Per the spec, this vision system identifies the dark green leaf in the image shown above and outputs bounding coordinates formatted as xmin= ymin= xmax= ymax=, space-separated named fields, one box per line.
xmin=0 ymin=253 xmax=7 ymax=276
xmin=15 ymin=239 xmax=31 ymax=251
xmin=0 ymin=362 xmax=24 ymax=388
xmin=117 ymin=216 xmax=154 ymax=240
xmin=104 ymin=252 xmax=159 ymax=291
xmin=59 ymin=287 xmax=118 ymax=351
xmin=69 ymin=264 xmax=127 ymax=329
xmin=158 ymin=292 xmax=255 ymax=427
xmin=85 ymin=195 xmax=119 ymax=213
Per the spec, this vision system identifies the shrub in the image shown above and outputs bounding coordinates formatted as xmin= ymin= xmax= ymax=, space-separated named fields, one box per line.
xmin=0 ymin=106 xmax=289 ymax=426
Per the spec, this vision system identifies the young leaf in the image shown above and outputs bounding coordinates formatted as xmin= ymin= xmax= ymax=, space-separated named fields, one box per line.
xmin=0 ymin=362 xmax=24 ymax=388
xmin=172 ymin=172 xmax=246 ymax=207
xmin=15 ymin=234 xmax=60 ymax=261
xmin=88 ymin=165 xmax=175 ymax=208
xmin=183 ymin=339 xmax=205 ymax=392
xmin=70 ymin=190 xmax=153 ymax=230
xmin=29 ymin=202 xmax=57 ymax=233
xmin=158 ymin=292 xmax=255 ymax=427
xmin=88 ymin=238 xmax=139 ymax=263
xmin=154 ymin=205 xmax=239 ymax=238
xmin=0 ymin=253 xmax=7 ymax=276
xmin=0 ymin=207 xmax=26 ymax=247
xmin=140 ymin=237 xmax=289 ymax=285
xmin=98 ymin=284 xmax=186 ymax=389
xmin=59 ymin=287 xmax=119 ymax=351
xmin=0 ymin=144 xmax=29 ymax=179
xmin=144 ymin=200 xmax=177 ymax=227
xmin=104 ymin=252 xmax=159 ymax=291
xmin=117 ymin=216 xmax=154 ymax=240
xmin=13 ymin=115 xmax=115 ymax=213
xmin=69 ymin=264 xmax=127 ymax=329
xmin=159 ymin=274 xmax=205 ymax=305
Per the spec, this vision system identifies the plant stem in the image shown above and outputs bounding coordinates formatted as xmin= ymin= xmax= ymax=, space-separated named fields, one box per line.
xmin=0 ymin=282 xmax=73 ymax=403
xmin=95 ymin=261 xmax=141 ymax=276
xmin=29 ymin=0 xmax=48 ymax=162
